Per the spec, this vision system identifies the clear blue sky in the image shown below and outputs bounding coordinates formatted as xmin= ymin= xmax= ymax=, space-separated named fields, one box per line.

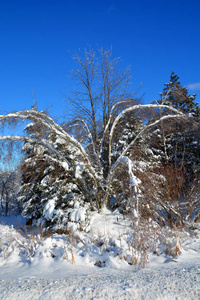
xmin=0 ymin=0 xmax=200 ymax=119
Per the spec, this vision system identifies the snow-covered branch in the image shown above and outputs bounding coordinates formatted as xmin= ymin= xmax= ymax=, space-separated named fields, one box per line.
xmin=0 ymin=111 xmax=99 ymax=187
xmin=0 ymin=135 xmax=71 ymax=171
xmin=119 ymin=114 xmax=187 ymax=159
xmin=99 ymin=98 xmax=134 ymax=155
xmin=108 ymin=104 xmax=185 ymax=168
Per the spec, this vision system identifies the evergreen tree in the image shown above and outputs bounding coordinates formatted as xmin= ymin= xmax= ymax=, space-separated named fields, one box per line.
xmin=160 ymin=72 xmax=199 ymax=116
xmin=151 ymin=72 xmax=200 ymax=177
xmin=20 ymin=121 xmax=93 ymax=232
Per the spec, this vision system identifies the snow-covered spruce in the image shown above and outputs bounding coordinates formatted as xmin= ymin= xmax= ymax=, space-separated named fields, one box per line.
xmin=19 ymin=123 xmax=94 ymax=232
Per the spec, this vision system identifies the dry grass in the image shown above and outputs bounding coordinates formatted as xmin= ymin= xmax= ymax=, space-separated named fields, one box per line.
xmin=131 ymin=219 xmax=162 ymax=269
xmin=165 ymin=225 xmax=182 ymax=257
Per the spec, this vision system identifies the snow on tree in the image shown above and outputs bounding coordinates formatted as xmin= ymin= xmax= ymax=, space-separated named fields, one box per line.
xmin=0 ymin=52 xmax=196 ymax=230
xmin=0 ymin=103 xmax=189 ymax=227
xmin=150 ymin=72 xmax=200 ymax=176
xmin=109 ymin=109 xmax=160 ymax=215
xmin=19 ymin=120 xmax=93 ymax=231
xmin=146 ymin=72 xmax=200 ymax=226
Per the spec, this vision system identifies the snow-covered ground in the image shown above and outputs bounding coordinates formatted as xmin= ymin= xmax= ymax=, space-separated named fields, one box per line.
xmin=0 ymin=209 xmax=199 ymax=300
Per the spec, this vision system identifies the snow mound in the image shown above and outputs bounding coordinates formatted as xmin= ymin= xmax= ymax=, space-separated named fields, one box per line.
xmin=0 ymin=211 xmax=199 ymax=299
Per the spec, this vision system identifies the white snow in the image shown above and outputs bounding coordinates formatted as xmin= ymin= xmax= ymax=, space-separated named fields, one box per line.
xmin=43 ymin=199 xmax=56 ymax=219
xmin=60 ymin=161 xmax=69 ymax=170
xmin=133 ymin=208 xmax=138 ymax=218
xmin=0 ymin=211 xmax=199 ymax=300
xmin=75 ymin=162 xmax=84 ymax=179
xmin=70 ymin=207 xmax=86 ymax=222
